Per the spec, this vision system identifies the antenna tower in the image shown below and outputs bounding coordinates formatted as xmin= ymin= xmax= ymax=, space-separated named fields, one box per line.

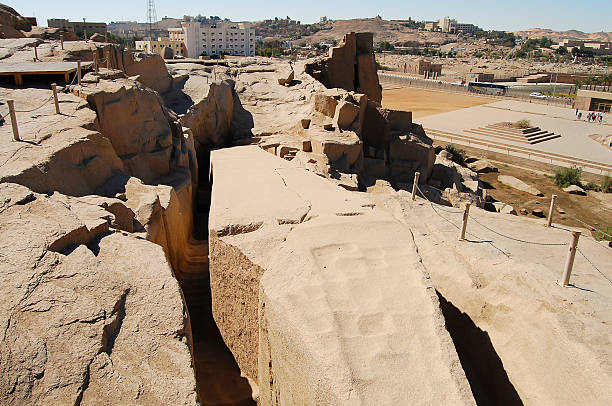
xmin=147 ymin=0 xmax=157 ymax=40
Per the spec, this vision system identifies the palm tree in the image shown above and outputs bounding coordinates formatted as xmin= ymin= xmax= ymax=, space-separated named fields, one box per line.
xmin=603 ymin=73 xmax=612 ymax=92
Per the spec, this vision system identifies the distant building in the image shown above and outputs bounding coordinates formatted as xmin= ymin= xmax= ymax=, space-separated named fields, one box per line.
xmin=558 ymin=39 xmax=612 ymax=55
xmin=320 ymin=16 xmax=328 ymax=23
xmin=424 ymin=21 xmax=439 ymax=31
xmin=456 ymin=23 xmax=480 ymax=34
xmin=135 ymin=37 xmax=186 ymax=58
xmin=399 ymin=59 xmax=442 ymax=76
xmin=574 ymin=89 xmax=612 ymax=113
xmin=48 ymin=18 xmax=107 ymax=34
xmin=181 ymin=20 xmax=255 ymax=58
xmin=438 ymin=17 xmax=457 ymax=33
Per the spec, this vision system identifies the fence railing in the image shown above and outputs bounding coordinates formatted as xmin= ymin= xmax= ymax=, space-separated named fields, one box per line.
xmin=378 ymin=72 xmax=573 ymax=108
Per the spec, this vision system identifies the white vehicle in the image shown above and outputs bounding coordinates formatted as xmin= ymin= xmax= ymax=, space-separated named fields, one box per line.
xmin=530 ymin=92 xmax=547 ymax=98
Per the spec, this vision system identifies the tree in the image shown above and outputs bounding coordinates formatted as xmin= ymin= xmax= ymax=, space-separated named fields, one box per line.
xmin=556 ymin=46 xmax=568 ymax=55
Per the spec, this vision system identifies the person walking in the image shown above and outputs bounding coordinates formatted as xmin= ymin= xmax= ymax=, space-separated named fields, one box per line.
xmin=578 ymin=111 xmax=582 ymax=120
xmin=575 ymin=108 xmax=579 ymax=116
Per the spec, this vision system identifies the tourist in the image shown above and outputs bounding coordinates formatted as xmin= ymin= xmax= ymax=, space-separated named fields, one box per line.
xmin=578 ymin=112 xmax=582 ymax=119
xmin=575 ymin=108 xmax=579 ymax=116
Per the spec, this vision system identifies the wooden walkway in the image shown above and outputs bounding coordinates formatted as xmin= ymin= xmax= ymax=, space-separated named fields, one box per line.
xmin=0 ymin=61 xmax=93 ymax=86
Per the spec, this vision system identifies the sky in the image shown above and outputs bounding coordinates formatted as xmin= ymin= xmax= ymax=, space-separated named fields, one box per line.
xmin=9 ymin=0 xmax=612 ymax=33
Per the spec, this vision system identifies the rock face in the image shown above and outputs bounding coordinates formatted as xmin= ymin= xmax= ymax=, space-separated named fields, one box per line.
xmin=0 ymin=184 xmax=197 ymax=405
xmin=430 ymin=151 xmax=484 ymax=208
xmin=0 ymin=4 xmax=31 ymax=32
xmin=208 ymin=146 xmax=476 ymax=406
xmin=305 ymin=32 xmax=382 ymax=103
xmin=498 ymin=175 xmax=544 ymax=197
xmin=181 ymin=80 xmax=236 ymax=148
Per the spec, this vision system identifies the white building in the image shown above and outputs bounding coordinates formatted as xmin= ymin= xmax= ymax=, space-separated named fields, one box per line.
xmin=438 ymin=17 xmax=457 ymax=33
xmin=181 ymin=21 xmax=255 ymax=58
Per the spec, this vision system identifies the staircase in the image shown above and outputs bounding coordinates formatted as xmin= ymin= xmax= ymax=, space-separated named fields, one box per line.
xmin=465 ymin=122 xmax=561 ymax=145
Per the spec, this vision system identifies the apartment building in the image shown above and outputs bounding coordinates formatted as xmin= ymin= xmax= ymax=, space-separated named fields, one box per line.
xmin=47 ymin=18 xmax=107 ymax=34
xmin=181 ymin=21 xmax=255 ymax=58
xmin=135 ymin=37 xmax=187 ymax=57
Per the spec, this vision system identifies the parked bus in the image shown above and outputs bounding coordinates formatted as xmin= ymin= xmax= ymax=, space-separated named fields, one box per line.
xmin=467 ymin=82 xmax=508 ymax=96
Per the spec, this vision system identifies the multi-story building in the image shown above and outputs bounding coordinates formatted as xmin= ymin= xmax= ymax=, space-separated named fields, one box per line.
xmin=181 ymin=21 xmax=255 ymax=58
xmin=438 ymin=17 xmax=457 ymax=33
xmin=47 ymin=18 xmax=107 ymax=34
xmin=456 ymin=23 xmax=480 ymax=34
xmin=135 ymin=37 xmax=187 ymax=57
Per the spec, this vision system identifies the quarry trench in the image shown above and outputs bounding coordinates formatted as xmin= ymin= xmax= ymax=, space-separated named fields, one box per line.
xmin=176 ymin=145 xmax=255 ymax=406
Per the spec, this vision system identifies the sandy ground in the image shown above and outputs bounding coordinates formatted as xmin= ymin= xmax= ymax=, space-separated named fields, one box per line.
xmin=382 ymin=87 xmax=494 ymax=119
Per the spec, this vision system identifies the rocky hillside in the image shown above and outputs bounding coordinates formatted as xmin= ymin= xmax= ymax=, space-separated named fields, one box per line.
xmin=514 ymin=28 xmax=612 ymax=42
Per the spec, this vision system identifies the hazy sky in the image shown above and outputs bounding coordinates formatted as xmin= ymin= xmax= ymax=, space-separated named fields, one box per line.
xmin=9 ymin=0 xmax=612 ymax=33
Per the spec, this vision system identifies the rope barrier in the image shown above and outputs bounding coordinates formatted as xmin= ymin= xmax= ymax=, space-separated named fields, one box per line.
xmin=415 ymin=184 xmax=510 ymax=256
xmin=414 ymin=185 xmax=610 ymax=285
xmin=13 ymin=95 xmax=54 ymax=113
xmin=568 ymin=215 xmax=612 ymax=240
xmin=468 ymin=214 xmax=569 ymax=246
xmin=577 ymin=247 xmax=612 ymax=285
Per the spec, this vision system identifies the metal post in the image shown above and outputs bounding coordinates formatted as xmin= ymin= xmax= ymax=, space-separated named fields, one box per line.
xmin=77 ymin=60 xmax=82 ymax=86
xmin=7 ymin=100 xmax=19 ymax=141
xmin=51 ymin=83 xmax=60 ymax=114
xmin=411 ymin=172 xmax=420 ymax=201
xmin=34 ymin=45 xmax=38 ymax=61
xmin=60 ymin=34 xmax=64 ymax=50
xmin=560 ymin=231 xmax=581 ymax=287
xmin=546 ymin=194 xmax=558 ymax=227
xmin=459 ymin=203 xmax=471 ymax=240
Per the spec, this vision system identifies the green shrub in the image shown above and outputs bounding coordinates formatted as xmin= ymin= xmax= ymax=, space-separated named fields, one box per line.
xmin=602 ymin=176 xmax=612 ymax=193
xmin=583 ymin=181 xmax=600 ymax=191
xmin=554 ymin=166 xmax=582 ymax=188
xmin=514 ymin=119 xmax=531 ymax=129
xmin=444 ymin=144 xmax=467 ymax=166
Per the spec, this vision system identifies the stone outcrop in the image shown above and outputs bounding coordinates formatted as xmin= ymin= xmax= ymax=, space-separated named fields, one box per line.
xmin=181 ymin=80 xmax=236 ymax=149
xmin=305 ymin=32 xmax=382 ymax=103
xmin=0 ymin=183 xmax=197 ymax=405
xmin=0 ymin=4 xmax=31 ymax=32
xmin=208 ymin=146 xmax=476 ymax=405
xmin=430 ymin=150 xmax=484 ymax=208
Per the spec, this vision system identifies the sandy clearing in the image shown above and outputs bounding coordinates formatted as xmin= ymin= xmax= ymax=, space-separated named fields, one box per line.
xmin=382 ymin=87 xmax=495 ymax=118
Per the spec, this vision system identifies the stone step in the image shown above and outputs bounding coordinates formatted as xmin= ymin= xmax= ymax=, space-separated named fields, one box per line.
xmin=526 ymin=132 xmax=556 ymax=142
xmin=530 ymin=134 xmax=561 ymax=144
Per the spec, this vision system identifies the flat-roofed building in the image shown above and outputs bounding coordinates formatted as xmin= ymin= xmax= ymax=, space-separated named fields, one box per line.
xmin=399 ymin=58 xmax=442 ymax=76
xmin=574 ymin=89 xmax=612 ymax=113
xmin=48 ymin=18 xmax=107 ymax=34
xmin=135 ymin=37 xmax=186 ymax=58
xmin=181 ymin=20 xmax=255 ymax=58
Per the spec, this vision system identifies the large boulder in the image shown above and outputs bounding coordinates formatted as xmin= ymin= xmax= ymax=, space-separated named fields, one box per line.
xmin=498 ymin=175 xmax=544 ymax=196
xmin=563 ymin=184 xmax=587 ymax=195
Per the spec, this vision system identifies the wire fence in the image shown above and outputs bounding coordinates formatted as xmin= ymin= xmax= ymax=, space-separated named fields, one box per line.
xmin=414 ymin=184 xmax=611 ymax=286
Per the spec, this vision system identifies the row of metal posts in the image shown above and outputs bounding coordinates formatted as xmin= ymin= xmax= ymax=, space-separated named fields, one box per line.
xmin=410 ymin=171 xmax=582 ymax=287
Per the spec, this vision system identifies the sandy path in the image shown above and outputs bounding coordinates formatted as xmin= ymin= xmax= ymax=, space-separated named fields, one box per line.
xmin=382 ymin=87 xmax=494 ymax=118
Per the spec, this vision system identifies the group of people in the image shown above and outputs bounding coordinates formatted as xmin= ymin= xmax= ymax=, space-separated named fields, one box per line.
xmin=575 ymin=109 xmax=604 ymax=123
